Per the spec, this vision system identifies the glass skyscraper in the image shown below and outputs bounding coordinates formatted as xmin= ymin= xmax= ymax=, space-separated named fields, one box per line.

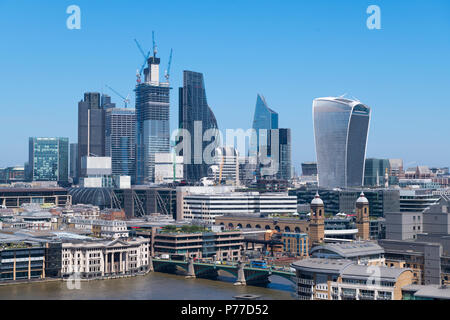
xmin=251 ymin=94 xmax=278 ymax=155
xmin=313 ymin=97 xmax=371 ymax=189
xmin=135 ymin=55 xmax=170 ymax=184
xmin=105 ymin=107 xmax=136 ymax=180
xmin=178 ymin=70 xmax=219 ymax=182
xmin=364 ymin=158 xmax=390 ymax=187
xmin=29 ymin=137 xmax=69 ymax=183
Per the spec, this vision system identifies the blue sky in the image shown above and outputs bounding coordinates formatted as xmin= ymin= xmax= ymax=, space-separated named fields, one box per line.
xmin=0 ymin=0 xmax=449 ymax=170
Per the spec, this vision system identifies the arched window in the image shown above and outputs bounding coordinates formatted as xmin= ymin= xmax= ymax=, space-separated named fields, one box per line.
xmin=295 ymin=227 xmax=301 ymax=233
xmin=237 ymin=224 xmax=242 ymax=229
xmin=284 ymin=226 xmax=291 ymax=232
xmin=246 ymin=224 xmax=252 ymax=228
xmin=265 ymin=225 xmax=271 ymax=230
xmin=255 ymin=224 xmax=261 ymax=229
xmin=275 ymin=226 xmax=280 ymax=232
xmin=228 ymin=223 xmax=234 ymax=228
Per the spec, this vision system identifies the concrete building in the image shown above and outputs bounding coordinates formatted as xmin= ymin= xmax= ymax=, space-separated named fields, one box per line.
xmin=67 ymin=217 xmax=129 ymax=239
xmin=180 ymin=191 xmax=297 ymax=225
xmin=0 ymin=187 xmax=71 ymax=208
xmin=291 ymin=258 xmax=413 ymax=300
xmin=153 ymin=230 xmax=244 ymax=261
xmin=61 ymin=237 xmax=149 ymax=279
xmin=385 ymin=211 xmax=423 ymax=240
xmin=154 ymin=153 xmax=183 ymax=184
xmin=208 ymin=146 xmax=240 ymax=186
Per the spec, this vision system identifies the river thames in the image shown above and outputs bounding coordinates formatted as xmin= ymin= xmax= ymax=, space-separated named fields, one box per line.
xmin=0 ymin=271 xmax=295 ymax=300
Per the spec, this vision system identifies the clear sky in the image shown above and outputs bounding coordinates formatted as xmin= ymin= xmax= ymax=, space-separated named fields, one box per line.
xmin=0 ymin=0 xmax=449 ymax=171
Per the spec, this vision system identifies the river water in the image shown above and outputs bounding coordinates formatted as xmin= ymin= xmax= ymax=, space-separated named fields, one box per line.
xmin=0 ymin=271 xmax=296 ymax=300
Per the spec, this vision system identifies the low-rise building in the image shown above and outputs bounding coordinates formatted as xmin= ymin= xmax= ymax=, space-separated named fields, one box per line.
xmin=61 ymin=237 xmax=149 ymax=279
xmin=310 ymin=241 xmax=385 ymax=266
xmin=291 ymin=258 xmax=413 ymax=300
xmin=153 ymin=230 xmax=244 ymax=261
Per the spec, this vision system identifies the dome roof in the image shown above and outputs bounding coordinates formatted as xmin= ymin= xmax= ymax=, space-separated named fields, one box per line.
xmin=356 ymin=192 xmax=369 ymax=204
xmin=311 ymin=192 xmax=324 ymax=206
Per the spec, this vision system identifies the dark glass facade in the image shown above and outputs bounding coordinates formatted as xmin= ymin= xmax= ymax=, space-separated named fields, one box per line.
xmin=28 ymin=137 xmax=69 ymax=183
xmin=77 ymin=92 xmax=108 ymax=181
xmin=178 ymin=70 xmax=219 ymax=182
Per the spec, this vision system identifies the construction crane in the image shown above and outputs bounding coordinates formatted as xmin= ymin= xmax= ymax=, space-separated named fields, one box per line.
xmin=134 ymin=38 xmax=151 ymax=82
xmin=152 ymin=31 xmax=157 ymax=58
xmin=105 ymin=85 xmax=130 ymax=108
xmin=164 ymin=48 xmax=173 ymax=82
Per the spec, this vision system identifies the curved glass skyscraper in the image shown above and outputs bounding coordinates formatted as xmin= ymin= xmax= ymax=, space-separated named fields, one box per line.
xmin=179 ymin=70 xmax=219 ymax=182
xmin=251 ymin=94 xmax=278 ymax=155
xmin=313 ymin=97 xmax=371 ymax=189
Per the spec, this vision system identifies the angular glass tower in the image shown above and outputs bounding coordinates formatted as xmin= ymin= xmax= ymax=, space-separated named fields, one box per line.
xmin=135 ymin=55 xmax=170 ymax=184
xmin=29 ymin=137 xmax=69 ymax=183
xmin=251 ymin=94 xmax=278 ymax=155
xmin=313 ymin=97 xmax=371 ymax=189
xmin=179 ymin=70 xmax=219 ymax=182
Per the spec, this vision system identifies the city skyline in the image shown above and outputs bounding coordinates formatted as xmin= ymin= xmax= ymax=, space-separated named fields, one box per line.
xmin=1 ymin=0 xmax=450 ymax=169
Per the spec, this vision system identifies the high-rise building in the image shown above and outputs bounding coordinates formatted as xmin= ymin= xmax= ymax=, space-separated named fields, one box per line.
xmin=135 ymin=53 xmax=170 ymax=184
xmin=274 ymin=128 xmax=292 ymax=181
xmin=77 ymin=92 xmax=111 ymax=182
xmin=364 ymin=158 xmax=390 ymax=187
xmin=69 ymin=143 xmax=78 ymax=180
xmin=313 ymin=97 xmax=371 ymax=189
xmin=178 ymin=70 xmax=219 ymax=182
xmin=28 ymin=137 xmax=69 ymax=183
xmin=251 ymin=94 xmax=278 ymax=156
xmin=105 ymin=108 xmax=136 ymax=181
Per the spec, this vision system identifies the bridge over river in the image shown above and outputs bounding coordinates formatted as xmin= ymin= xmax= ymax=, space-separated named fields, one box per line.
xmin=150 ymin=257 xmax=296 ymax=286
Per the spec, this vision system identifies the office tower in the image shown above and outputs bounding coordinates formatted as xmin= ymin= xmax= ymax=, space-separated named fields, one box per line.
xmin=251 ymin=94 xmax=278 ymax=156
xmin=364 ymin=158 xmax=390 ymax=187
xmin=29 ymin=137 xmax=69 ymax=183
xmin=77 ymin=92 xmax=107 ymax=182
xmin=313 ymin=97 xmax=371 ymax=189
xmin=208 ymin=146 xmax=240 ymax=185
xmin=105 ymin=108 xmax=136 ymax=180
xmin=178 ymin=70 xmax=219 ymax=182
xmin=70 ymin=143 xmax=78 ymax=180
xmin=274 ymin=128 xmax=292 ymax=181
xmin=301 ymin=162 xmax=318 ymax=176
xmin=135 ymin=52 xmax=170 ymax=184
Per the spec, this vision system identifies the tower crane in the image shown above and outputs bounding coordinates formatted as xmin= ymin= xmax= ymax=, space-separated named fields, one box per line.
xmin=105 ymin=85 xmax=130 ymax=108
xmin=134 ymin=38 xmax=151 ymax=82
xmin=164 ymin=48 xmax=173 ymax=82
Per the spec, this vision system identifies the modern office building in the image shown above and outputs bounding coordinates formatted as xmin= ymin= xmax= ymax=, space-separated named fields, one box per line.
xmin=251 ymin=94 xmax=278 ymax=156
xmin=290 ymin=187 xmax=400 ymax=218
xmin=266 ymin=128 xmax=292 ymax=181
xmin=153 ymin=230 xmax=244 ymax=261
xmin=364 ymin=158 xmax=390 ymax=187
xmin=291 ymin=258 xmax=413 ymax=300
xmin=178 ymin=70 xmax=219 ymax=182
xmin=399 ymin=189 xmax=440 ymax=213
xmin=135 ymin=51 xmax=171 ymax=184
xmin=154 ymin=153 xmax=183 ymax=184
xmin=301 ymin=162 xmax=317 ymax=176
xmin=77 ymin=92 xmax=113 ymax=182
xmin=105 ymin=107 xmax=136 ymax=180
xmin=313 ymin=97 xmax=371 ymax=189
xmin=208 ymin=146 xmax=240 ymax=185
xmin=180 ymin=191 xmax=297 ymax=224
xmin=69 ymin=143 xmax=78 ymax=181
xmin=0 ymin=166 xmax=26 ymax=184
xmin=28 ymin=137 xmax=69 ymax=184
